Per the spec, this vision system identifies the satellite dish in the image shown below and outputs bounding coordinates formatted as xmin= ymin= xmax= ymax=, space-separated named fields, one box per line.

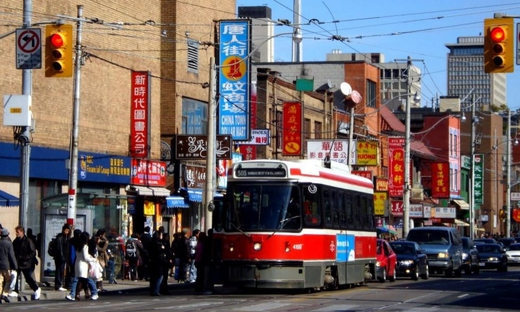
xmin=340 ymin=82 xmax=352 ymax=96
xmin=327 ymin=79 xmax=332 ymax=89
xmin=351 ymin=90 xmax=362 ymax=104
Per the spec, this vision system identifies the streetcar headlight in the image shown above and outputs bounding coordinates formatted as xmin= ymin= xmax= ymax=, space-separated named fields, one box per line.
xmin=229 ymin=242 xmax=234 ymax=252
xmin=437 ymin=252 xmax=449 ymax=259
xmin=253 ymin=242 xmax=262 ymax=251
xmin=285 ymin=241 xmax=290 ymax=253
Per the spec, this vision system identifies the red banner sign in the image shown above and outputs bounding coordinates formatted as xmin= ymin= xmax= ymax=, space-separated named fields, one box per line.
xmin=375 ymin=178 xmax=389 ymax=191
xmin=130 ymin=71 xmax=149 ymax=158
xmin=391 ymin=200 xmax=403 ymax=217
xmin=131 ymin=159 xmax=166 ymax=187
xmin=431 ymin=162 xmax=450 ymax=198
xmin=240 ymin=82 xmax=257 ymax=160
xmin=388 ymin=137 xmax=405 ymax=197
xmin=352 ymin=170 xmax=372 ymax=180
xmin=282 ymin=102 xmax=302 ymax=156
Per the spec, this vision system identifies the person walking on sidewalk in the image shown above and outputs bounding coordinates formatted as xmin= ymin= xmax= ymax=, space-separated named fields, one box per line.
xmin=149 ymin=231 xmax=169 ymax=296
xmin=12 ymin=225 xmax=41 ymax=300
xmin=0 ymin=228 xmax=17 ymax=303
xmin=188 ymin=229 xmax=200 ymax=283
xmin=53 ymin=224 xmax=71 ymax=292
xmin=66 ymin=232 xmax=99 ymax=301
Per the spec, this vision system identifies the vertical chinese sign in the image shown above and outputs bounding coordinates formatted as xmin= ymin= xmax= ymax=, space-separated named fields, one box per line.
xmin=282 ymin=102 xmax=303 ymax=156
xmin=374 ymin=192 xmax=388 ymax=216
xmin=388 ymin=137 xmax=405 ymax=197
xmin=218 ymin=20 xmax=251 ymax=141
xmin=431 ymin=162 xmax=450 ymax=198
xmin=239 ymin=81 xmax=257 ymax=160
xmin=474 ymin=154 xmax=484 ymax=205
xmin=130 ymin=71 xmax=150 ymax=158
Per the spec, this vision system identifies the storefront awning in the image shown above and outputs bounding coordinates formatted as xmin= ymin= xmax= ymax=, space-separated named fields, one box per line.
xmin=454 ymin=219 xmax=469 ymax=226
xmin=453 ymin=199 xmax=469 ymax=210
xmin=127 ymin=186 xmax=171 ymax=197
xmin=0 ymin=190 xmax=19 ymax=207
xmin=179 ymin=188 xmax=224 ymax=203
xmin=166 ymin=196 xmax=189 ymax=209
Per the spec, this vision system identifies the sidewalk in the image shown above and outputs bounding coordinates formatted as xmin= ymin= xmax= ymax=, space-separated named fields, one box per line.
xmin=5 ymin=276 xmax=195 ymax=303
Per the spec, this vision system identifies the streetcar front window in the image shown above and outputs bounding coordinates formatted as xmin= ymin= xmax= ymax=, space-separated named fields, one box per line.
xmin=226 ymin=184 xmax=300 ymax=231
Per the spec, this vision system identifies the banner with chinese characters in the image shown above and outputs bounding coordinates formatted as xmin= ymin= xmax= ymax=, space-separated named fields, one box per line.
xmin=218 ymin=20 xmax=251 ymax=140
xmin=352 ymin=170 xmax=372 ymax=180
xmin=306 ymin=139 xmax=355 ymax=164
xmin=131 ymin=159 xmax=167 ymax=187
xmin=374 ymin=192 xmax=387 ymax=216
xmin=130 ymin=71 xmax=150 ymax=158
xmin=281 ymin=101 xmax=302 ymax=156
xmin=391 ymin=200 xmax=403 ymax=217
xmin=431 ymin=162 xmax=450 ymax=198
xmin=355 ymin=141 xmax=378 ymax=166
xmin=238 ymin=82 xmax=257 ymax=160
xmin=474 ymin=154 xmax=484 ymax=206
xmin=388 ymin=137 xmax=405 ymax=197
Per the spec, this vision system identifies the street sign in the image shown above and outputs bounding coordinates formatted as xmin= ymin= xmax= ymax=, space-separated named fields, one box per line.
xmin=16 ymin=28 xmax=42 ymax=69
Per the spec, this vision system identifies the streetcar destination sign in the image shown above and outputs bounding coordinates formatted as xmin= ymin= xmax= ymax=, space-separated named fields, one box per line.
xmin=235 ymin=168 xmax=286 ymax=178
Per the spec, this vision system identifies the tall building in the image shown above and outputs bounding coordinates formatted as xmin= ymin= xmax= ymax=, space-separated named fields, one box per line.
xmin=445 ymin=36 xmax=507 ymax=110
xmin=238 ymin=6 xmax=275 ymax=63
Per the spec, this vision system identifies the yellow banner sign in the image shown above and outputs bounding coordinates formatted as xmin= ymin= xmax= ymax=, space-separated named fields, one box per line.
xmin=356 ymin=141 xmax=378 ymax=166
xmin=374 ymin=192 xmax=387 ymax=216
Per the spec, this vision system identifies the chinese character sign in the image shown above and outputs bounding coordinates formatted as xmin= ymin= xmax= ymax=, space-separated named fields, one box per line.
xmin=356 ymin=141 xmax=378 ymax=166
xmin=306 ymin=140 xmax=354 ymax=164
xmin=131 ymin=159 xmax=167 ymax=187
xmin=388 ymin=137 xmax=405 ymax=197
xmin=431 ymin=162 xmax=450 ymax=198
xmin=474 ymin=154 xmax=484 ymax=206
xmin=352 ymin=170 xmax=372 ymax=180
xmin=374 ymin=192 xmax=387 ymax=216
xmin=218 ymin=20 xmax=251 ymax=140
xmin=282 ymin=102 xmax=302 ymax=156
xmin=130 ymin=71 xmax=150 ymax=158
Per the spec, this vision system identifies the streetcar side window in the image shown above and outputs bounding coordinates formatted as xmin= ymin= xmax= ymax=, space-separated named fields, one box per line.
xmin=353 ymin=194 xmax=362 ymax=229
xmin=345 ymin=192 xmax=353 ymax=226
xmin=303 ymin=184 xmax=321 ymax=227
xmin=360 ymin=195 xmax=368 ymax=230
xmin=323 ymin=188 xmax=333 ymax=227
xmin=338 ymin=191 xmax=347 ymax=228
xmin=331 ymin=189 xmax=340 ymax=228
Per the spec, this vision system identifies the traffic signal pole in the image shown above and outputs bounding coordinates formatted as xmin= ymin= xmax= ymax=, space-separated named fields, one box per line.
xmin=67 ymin=5 xmax=84 ymax=227
xmin=18 ymin=0 xmax=32 ymax=232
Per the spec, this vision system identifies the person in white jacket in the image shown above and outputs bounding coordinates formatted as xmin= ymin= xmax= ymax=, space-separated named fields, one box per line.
xmin=66 ymin=232 xmax=99 ymax=301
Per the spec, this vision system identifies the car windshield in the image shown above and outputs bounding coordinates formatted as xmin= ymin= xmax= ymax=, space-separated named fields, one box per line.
xmin=390 ymin=243 xmax=415 ymax=255
xmin=407 ymin=230 xmax=450 ymax=245
xmin=476 ymin=245 xmax=501 ymax=253
xmin=508 ymin=244 xmax=520 ymax=251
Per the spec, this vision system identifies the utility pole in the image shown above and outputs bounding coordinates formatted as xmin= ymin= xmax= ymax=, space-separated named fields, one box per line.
xmin=292 ymin=0 xmax=302 ymax=62
xmin=67 ymin=5 xmax=84 ymax=226
xmin=396 ymin=55 xmax=423 ymax=239
xmin=204 ymin=57 xmax=217 ymax=232
xmin=507 ymin=109 xmax=512 ymax=237
xmin=469 ymin=93 xmax=476 ymax=240
xmin=19 ymin=0 xmax=32 ymax=230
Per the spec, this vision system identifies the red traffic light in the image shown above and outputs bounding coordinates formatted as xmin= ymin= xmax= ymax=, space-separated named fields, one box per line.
xmin=50 ymin=33 xmax=65 ymax=48
xmin=490 ymin=27 xmax=506 ymax=42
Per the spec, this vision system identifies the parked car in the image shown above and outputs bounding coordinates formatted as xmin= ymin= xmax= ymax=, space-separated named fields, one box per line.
xmin=505 ymin=243 xmax=520 ymax=265
xmin=474 ymin=238 xmax=497 ymax=244
xmin=389 ymin=241 xmax=429 ymax=280
xmin=497 ymin=238 xmax=515 ymax=248
xmin=461 ymin=237 xmax=480 ymax=275
xmin=475 ymin=243 xmax=507 ymax=271
xmin=376 ymin=239 xmax=397 ymax=282
xmin=406 ymin=226 xmax=463 ymax=277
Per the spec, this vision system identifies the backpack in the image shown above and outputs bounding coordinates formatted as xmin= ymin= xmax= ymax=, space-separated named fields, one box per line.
xmin=48 ymin=237 xmax=58 ymax=258
xmin=125 ymin=241 xmax=137 ymax=259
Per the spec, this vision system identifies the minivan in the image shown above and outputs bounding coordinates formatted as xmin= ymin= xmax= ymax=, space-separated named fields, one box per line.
xmin=406 ymin=226 xmax=463 ymax=277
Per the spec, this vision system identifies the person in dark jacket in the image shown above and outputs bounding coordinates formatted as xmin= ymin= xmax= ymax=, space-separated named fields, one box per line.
xmin=53 ymin=224 xmax=71 ymax=291
xmin=171 ymin=230 xmax=188 ymax=283
xmin=0 ymin=228 xmax=17 ymax=303
xmin=12 ymin=225 xmax=41 ymax=300
xmin=139 ymin=227 xmax=152 ymax=281
xmin=148 ymin=231 xmax=169 ymax=296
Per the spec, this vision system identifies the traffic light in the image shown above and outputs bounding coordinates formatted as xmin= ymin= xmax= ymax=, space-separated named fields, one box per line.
xmin=45 ymin=24 xmax=73 ymax=77
xmin=484 ymin=17 xmax=514 ymax=73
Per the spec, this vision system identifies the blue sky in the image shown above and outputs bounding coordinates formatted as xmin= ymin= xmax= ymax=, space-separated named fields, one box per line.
xmin=236 ymin=0 xmax=520 ymax=110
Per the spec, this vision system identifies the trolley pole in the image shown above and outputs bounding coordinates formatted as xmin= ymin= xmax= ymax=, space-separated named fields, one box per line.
xmin=67 ymin=5 xmax=84 ymax=227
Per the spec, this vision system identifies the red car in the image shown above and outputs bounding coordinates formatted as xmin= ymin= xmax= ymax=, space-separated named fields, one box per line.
xmin=376 ymin=239 xmax=397 ymax=282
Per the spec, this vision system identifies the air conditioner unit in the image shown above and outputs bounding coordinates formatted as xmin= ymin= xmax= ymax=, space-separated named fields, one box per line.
xmin=411 ymin=187 xmax=424 ymax=201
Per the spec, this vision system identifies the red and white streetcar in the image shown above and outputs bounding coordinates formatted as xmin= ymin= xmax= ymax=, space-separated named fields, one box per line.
xmin=212 ymin=159 xmax=377 ymax=290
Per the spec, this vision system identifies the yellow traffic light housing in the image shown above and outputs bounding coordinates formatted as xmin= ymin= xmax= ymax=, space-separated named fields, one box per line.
xmin=484 ymin=17 xmax=514 ymax=73
xmin=45 ymin=24 xmax=73 ymax=77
